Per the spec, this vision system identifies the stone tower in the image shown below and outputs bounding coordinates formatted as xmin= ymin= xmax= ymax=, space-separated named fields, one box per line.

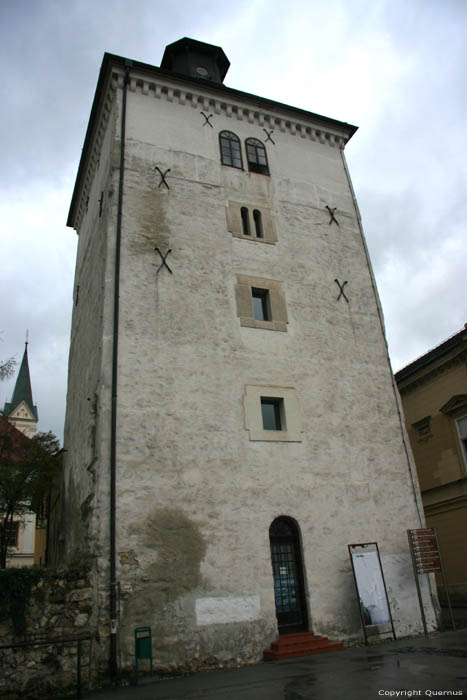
xmin=57 ymin=38 xmax=437 ymax=674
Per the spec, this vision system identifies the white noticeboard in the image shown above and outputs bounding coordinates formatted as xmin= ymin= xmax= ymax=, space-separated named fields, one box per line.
xmin=351 ymin=550 xmax=391 ymax=626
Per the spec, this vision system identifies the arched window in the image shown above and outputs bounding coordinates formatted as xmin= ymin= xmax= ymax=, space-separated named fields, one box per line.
xmin=219 ymin=131 xmax=243 ymax=169
xmin=241 ymin=207 xmax=250 ymax=235
xmin=253 ymin=209 xmax=263 ymax=238
xmin=245 ymin=138 xmax=269 ymax=175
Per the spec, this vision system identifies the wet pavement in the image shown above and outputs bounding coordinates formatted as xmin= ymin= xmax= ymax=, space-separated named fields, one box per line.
xmin=90 ymin=629 xmax=467 ymax=699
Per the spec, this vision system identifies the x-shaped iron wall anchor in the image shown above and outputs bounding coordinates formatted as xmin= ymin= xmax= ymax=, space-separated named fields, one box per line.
xmin=326 ymin=205 xmax=339 ymax=226
xmin=200 ymin=111 xmax=214 ymax=128
xmin=334 ymin=279 xmax=349 ymax=303
xmin=263 ymin=128 xmax=275 ymax=144
xmin=155 ymin=166 xmax=171 ymax=189
xmin=98 ymin=191 xmax=104 ymax=217
xmin=155 ymin=247 xmax=173 ymax=275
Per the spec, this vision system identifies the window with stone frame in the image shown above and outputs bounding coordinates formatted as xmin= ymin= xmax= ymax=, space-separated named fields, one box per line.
xmin=235 ymin=275 xmax=288 ymax=331
xmin=253 ymin=209 xmax=263 ymax=238
xmin=244 ymin=385 xmax=301 ymax=442
xmin=226 ymin=201 xmax=276 ymax=244
xmin=219 ymin=130 xmax=243 ymax=169
xmin=241 ymin=207 xmax=251 ymax=236
xmin=261 ymin=397 xmax=284 ymax=431
xmin=252 ymin=288 xmax=271 ymax=321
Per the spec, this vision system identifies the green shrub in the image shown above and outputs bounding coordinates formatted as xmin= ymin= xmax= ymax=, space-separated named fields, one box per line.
xmin=0 ymin=567 xmax=42 ymax=635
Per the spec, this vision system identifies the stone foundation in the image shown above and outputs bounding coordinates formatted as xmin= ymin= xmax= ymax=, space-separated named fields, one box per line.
xmin=0 ymin=567 xmax=96 ymax=698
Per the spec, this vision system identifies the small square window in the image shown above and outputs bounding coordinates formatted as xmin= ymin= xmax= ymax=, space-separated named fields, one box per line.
xmin=252 ymin=288 xmax=270 ymax=321
xmin=412 ymin=416 xmax=432 ymax=442
xmin=244 ymin=385 xmax=301 ymax=442
xmin=235 ymin=275 xmax=288 ymax=332
xmin=261 ymin=398 xmax=283 ymax=431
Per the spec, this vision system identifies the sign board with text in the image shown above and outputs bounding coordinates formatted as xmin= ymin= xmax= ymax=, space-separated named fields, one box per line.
xmin=407 ymin=527 xmax=454 ymax=633
xmin=348 ymin=542 xmax=396 ymax=644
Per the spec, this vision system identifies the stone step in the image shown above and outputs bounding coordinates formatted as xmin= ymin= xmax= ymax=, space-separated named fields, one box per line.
xmin=263 ymin=632 xmax=344 ymax=660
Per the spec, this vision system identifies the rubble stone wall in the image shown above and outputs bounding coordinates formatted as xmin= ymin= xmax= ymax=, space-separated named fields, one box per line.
xmin=0 ymin=568 xmax=96 ymax=698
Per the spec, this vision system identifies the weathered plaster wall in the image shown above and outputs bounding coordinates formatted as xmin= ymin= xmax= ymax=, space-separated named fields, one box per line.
xmin=61 ymin=66 xmax=437 ymax=674
xmin=55 ymin=92 xmax=120 ymax=569
xmin=112 ymin=81 xmax=435 ymax=663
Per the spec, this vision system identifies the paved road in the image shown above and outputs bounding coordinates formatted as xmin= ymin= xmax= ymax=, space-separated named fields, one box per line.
xmin=89 ymin=629 xmax=467 ymax=699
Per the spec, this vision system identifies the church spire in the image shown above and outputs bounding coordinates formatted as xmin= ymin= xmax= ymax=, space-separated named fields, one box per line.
xmin=3 ymin=342 xmax=38 ymax=434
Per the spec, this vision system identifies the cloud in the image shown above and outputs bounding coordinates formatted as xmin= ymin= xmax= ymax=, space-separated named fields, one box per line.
xmin=0 ymin=180 xmax=77 ymax=440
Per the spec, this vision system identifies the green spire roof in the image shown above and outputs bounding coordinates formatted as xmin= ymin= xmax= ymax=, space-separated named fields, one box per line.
xmin=3 ymin=343 xmax=38 ymax=421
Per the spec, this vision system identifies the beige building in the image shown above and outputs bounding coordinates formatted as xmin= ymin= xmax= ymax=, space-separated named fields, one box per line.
xmin=53 ymin=38 xmax=437 ymax=675
xmin=395 ymin=325 xmax=467 ymax=605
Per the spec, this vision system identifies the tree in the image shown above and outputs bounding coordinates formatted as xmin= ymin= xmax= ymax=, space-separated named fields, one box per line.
xmin=0 ymin=420 xmax=61 ymax=568
xmin=0 ymin=356 xmax=16 ymax=382
xmin=0 ymin=330 xmax=16 ymax=382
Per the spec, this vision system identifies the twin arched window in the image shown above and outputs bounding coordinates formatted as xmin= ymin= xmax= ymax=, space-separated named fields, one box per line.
xmin=219 ymin=131 xmax=269 ymax=176
xmin=241 ymin=207 xmax=263 ymax=238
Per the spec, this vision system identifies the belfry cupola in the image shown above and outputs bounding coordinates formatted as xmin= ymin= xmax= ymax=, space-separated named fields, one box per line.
xmin=161 ymin=37 xmax=230 ymax=84
xmin=3 ymin=342 xmax=38 ymax=437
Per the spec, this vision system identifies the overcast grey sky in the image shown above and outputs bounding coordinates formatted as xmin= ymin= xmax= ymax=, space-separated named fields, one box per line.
xmin=1 ymin=0 xmax=466 ymax=442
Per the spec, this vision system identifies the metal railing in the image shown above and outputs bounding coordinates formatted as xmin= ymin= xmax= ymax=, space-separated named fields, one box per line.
xmin=0 ymin=635 xmax=93 ymax=698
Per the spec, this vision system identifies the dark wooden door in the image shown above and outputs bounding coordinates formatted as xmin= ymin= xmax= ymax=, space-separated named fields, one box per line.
xmin=269 ymin=517 xmax=308 ymax=634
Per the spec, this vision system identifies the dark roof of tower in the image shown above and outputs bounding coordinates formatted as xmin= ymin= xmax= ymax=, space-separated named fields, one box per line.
xmin=161 ymin=37 xmax=230 ymax=83
xmin=3 ymin=344 xmax=38 ymax=421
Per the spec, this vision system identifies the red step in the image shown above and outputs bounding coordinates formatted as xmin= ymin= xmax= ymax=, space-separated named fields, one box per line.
xmin=263 ymin=632 xmax=344 ymax=660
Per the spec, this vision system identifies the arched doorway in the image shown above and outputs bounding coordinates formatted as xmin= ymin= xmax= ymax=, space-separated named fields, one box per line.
xmin=269 ymin=517 xmax=308 ymax=634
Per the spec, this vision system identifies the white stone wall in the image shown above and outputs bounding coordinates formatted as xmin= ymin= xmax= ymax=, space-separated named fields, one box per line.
xmin=59 ymin=90 xmax=120 ymax=572
xmin=61 ymin=64 xmax=437 ymax=671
